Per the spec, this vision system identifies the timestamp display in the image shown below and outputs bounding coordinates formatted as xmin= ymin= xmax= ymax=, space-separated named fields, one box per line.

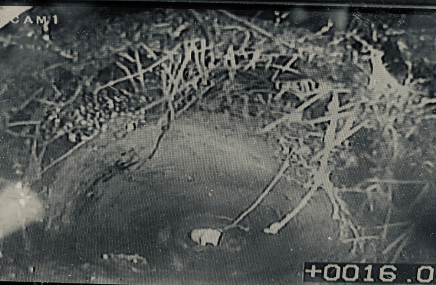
xmin=304 ymin=262 xmax=436 ymax=283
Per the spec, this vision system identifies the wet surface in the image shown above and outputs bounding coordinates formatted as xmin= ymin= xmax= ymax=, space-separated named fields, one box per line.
xmin=0 ymin=113 xmax=350 ymax=284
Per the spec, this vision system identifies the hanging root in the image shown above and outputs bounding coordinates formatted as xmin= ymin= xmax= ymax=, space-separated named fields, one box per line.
xmin=222 ymin=157 xmax=290 ymax=232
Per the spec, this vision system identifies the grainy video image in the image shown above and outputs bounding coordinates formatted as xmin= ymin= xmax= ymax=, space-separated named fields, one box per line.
xmin=0 ymin=4 xmax=436 ymax=284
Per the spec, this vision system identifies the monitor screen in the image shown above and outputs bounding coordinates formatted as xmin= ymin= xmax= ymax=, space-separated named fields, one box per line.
xmin=0 ymin=1 xmax=436 ymax=284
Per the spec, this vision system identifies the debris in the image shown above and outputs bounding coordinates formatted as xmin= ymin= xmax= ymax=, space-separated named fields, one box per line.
xmin=263 ymin=222 xmax=281 ymax=235
xmin=190 ymin=228 xmax=222 ymax=246
xmin=82 ymin=263 xmax=90 ymax=269
xmin=101 ymin=253 xmax=148 ymax=266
